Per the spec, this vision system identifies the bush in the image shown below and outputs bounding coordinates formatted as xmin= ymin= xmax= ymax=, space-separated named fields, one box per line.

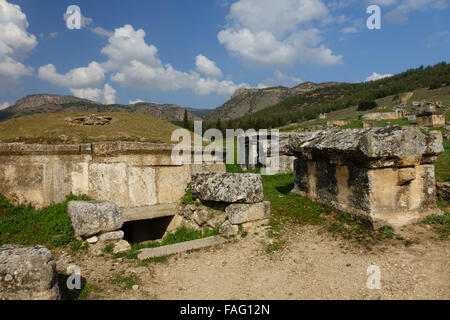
xmin=357 ymin=100 xmax=378 ymax=111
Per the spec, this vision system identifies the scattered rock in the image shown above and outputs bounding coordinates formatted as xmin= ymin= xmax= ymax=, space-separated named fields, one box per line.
xmin=207 ymin=213 xmax=227 ymax=229
xmin=0 ymin=245 xmax=60 ymax=300
xmin=67 ymin=201 xmax=123 ymax=238
xmin=113 ymin=240 xmax=131 ymax=254
xmin=219 ymin=221 xmax=239 ymax=238
xmin=191 ymin=172 xmax=264 ymax=203
xmin=98 ymin=231 xmax=124 ymax=242
xmin=192 ymin=209 xmax=209 ymax=226
xmin=241 ymin=218 xmax=270 ymax=233
xmin=86 ymin=236 xmax=99 ymax=244
xmin=65 ymin=114 xmax=114 ymax=126
xmin=132 ymin=285 xmax=139 ymax=291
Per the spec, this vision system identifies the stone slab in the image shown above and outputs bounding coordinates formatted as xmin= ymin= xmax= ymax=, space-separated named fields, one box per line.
xmin=137 ymin=236 xmax=228 ymax=260
xmin=122 ymin=203 xmax=179 ymax=222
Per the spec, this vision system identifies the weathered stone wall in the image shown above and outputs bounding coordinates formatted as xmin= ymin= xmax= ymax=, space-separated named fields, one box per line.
xmin=359 ymin=109 xmax=405 ymax=121
xmin=289 ymin=127 xmax=444 ymax=228
xmin=0 ymin=142 xmax=225 ymax=209
xmin=417 ymin=114 xmax=445 ymax=127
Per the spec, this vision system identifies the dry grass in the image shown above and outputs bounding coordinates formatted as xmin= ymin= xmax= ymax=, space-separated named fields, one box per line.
xmin=0 ymin=112 xmax=184 ymax=144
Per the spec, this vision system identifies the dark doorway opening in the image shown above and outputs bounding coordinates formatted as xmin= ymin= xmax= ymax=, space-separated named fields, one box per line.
xmin=122 ymin=216 xmax=174 ymax=244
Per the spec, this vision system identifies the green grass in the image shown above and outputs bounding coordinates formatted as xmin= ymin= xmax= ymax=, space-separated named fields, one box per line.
xmin=262 ymin=174 xmax=328 ymax=225
xmin=421 ymin=197 xmax=449 ymax=239
xmin=0 ymin=193 xmax=90 ymax=248
xmin=181 ymin=184 xmax=195 ymax=205
xmin=435 ymin=140 xmax=450 ymax=182
xmin=0 ymin=112 xmax=184 ymax=144
xmin=111 ymin=272 xmax=140 ymax=290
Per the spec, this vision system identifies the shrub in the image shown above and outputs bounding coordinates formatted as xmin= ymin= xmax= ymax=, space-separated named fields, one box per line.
xmin=357 ymin=100 xmax=378 ymax=111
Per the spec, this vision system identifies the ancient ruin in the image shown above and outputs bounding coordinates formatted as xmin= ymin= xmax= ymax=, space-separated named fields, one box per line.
xmin=289 ymin=126 xmax=444 ymax=228
xmin=416 ymin=104 xmax=445 ymax=127
xmin=359 ymin=108 xmax=405 ymax=121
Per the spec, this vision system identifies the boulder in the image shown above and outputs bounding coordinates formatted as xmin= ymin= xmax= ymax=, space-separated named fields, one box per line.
xmin=113 ymin=240 xmax=131 ymax=254
xmin=191 ymin=172 xmax=264 ymax=203
xmin=0 ymin=245 xmax=60 ymax=300
xmin=67 ymin=201 xmax=123 ymax=238
xmin=219 ymin=221 xmax=239 ymax=238
xmin=226 ymin=201 xmax=271 ymax=225
xmin=98 ymin=231 xmax=124 ymax=242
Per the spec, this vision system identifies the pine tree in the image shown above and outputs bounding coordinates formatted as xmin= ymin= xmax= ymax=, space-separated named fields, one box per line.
xmin=183 ymin=109 xmax=189 ymax=129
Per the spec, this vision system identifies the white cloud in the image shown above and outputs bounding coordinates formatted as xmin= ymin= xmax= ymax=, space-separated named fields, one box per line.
xmin=102 ymin=25 xmax=248 ymax=98
xmin=217 ymin=0 xmax=342 ymax=67
xmin=70 ymin=83 xmax=116 ymax=104
xmin=370 ymin=0 xmax=447 ymax=24
xmin=0 ymin=101 xmax=10 ymax=110
xmin=0 ymin=0 xmax=37 ymax=92
xmin=365 ymin=72 xmax=393 ymax=82
xmin=196 ymin=54 xmax=223 ymax=79
xmin=38 ymin=62 xmax=105 ymax=88
xmin=257 ymin=71 xmax=302 ymax=88
xmin=37 ymin=24 xmax=249 ymax=98
xmin=129 ymin=99 xmax=144 ymax=105
xmin=340 ymin=26 xmax=358 ymax=34
xmin=91 ymin=27 xmax=113 ymax=38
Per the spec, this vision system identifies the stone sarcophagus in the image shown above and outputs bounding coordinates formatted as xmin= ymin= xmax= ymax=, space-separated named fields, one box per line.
xmin=289 ymin=126 xmax=444 ymax=228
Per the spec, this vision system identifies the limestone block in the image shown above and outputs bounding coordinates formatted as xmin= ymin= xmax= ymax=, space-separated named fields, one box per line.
xmin=155 ymin=165 xmax=191 ymax=204
xmin=226 ymin=201 xmax=271 ymax=225
xmin=0 ymin=245 xmax=60 ymax=300
xmin=397 ymin=168 xmax=416 ymax=185
xmin=127 ymin=166 xmax=157 ymax=207
xmin=89 ymin=163 xmax=129 ymax=207
xmin=113 ymin=240 xmax=131 ymax=254
xmin=191 ymin=172 xmax=264 ymax=203
xmin=241 ymin=218 xmax=270 ymax=233
xmin=67 ymin=201 xmax=123 ymax=237
xmin=98 ymin=231 xmax=124 ymax=242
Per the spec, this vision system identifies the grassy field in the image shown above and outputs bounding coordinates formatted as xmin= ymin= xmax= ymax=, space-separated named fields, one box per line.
xmin=0 ymin=112 xmax=184 ymax=144
xmin=435 ymin=140 xmax=450 ymax=181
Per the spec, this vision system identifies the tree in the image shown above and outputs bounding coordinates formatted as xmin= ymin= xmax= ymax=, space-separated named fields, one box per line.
xmin=183 ymin=109 xmax=189 ymax=129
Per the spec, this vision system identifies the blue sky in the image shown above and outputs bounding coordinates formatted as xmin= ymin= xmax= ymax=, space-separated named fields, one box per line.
xmin=0 ymin=0 xmax=449 ymax=110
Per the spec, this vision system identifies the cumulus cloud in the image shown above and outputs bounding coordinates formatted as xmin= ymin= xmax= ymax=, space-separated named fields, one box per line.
xmin=37 ymin=24 xmax=249 ymax=98
xmin=70 ymin=83 xmax=116 ymax=104
xmin=217 ymin=0 xmax=342 ymax=67
xmin=257 ymin=71 xmax=302 ymax=88
xmin=38 ymin=62 xmax=105 ymax=88
xmin=102 ymin=25 xmax=248 ymax=97
xmin=365 ymin=72 xmax=393 ymax=82
xmin=0 ymin=101 xmax=10 ymax=110
xmin=0 ymin=0 xmax=37 ymax=92
xmin=196 ymin=54 xmax=223 ymax=79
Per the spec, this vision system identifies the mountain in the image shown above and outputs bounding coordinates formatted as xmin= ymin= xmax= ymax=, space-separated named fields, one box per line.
xmin=186 ymin=107 xmax=214 ymax=119
xmin=0 ymin=94 xmax=201 ymax=122
xmin=207 ymin=82 xmax=343 ymax=121
xmin=225 ymin=62 xmax=450 ymax=130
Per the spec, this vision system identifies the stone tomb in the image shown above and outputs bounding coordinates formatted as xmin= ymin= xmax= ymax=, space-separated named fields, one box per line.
xmin=289 ymin=126 xmax=444 ymax=228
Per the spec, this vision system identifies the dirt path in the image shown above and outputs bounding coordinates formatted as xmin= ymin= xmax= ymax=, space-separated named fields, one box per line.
xmin=56 ymin=220 xmax=449 ymax=300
